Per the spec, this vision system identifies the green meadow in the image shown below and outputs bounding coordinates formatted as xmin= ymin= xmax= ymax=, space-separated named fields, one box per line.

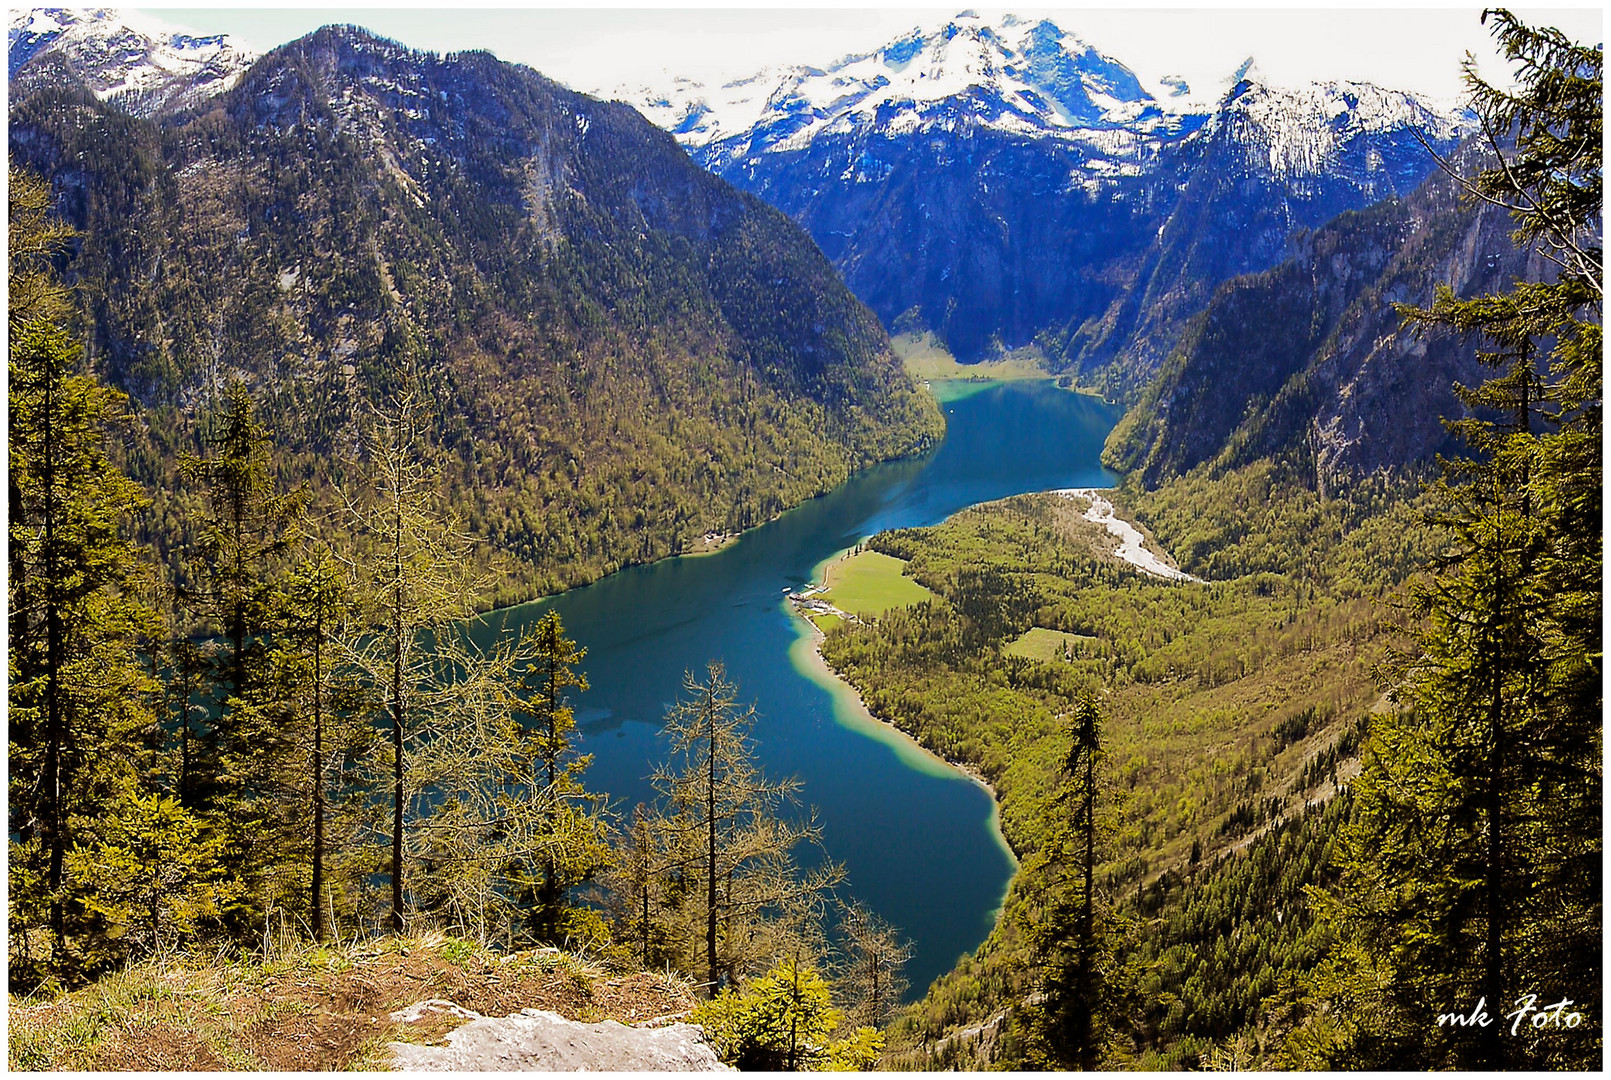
xmin=819 ymin=550 xmax=936 ymax=618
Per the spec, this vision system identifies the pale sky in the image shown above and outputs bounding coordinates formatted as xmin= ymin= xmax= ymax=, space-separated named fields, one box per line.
xmin=131 ymin=3 xmax=1605 ymax=105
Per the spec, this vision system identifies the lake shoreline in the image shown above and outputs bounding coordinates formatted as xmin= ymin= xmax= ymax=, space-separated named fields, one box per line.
xmin=475 ymin=382 xmax=966 ymax=617
xmin=784 ymin=481 xmax=1203 ymax=858
xmin=483 ymin=379 xmax=1114 ymax=990
xmin=797 ymin=609 xmax=1005 ymax=807
xmin=786 ymin=551 xmax=1018 ymax=874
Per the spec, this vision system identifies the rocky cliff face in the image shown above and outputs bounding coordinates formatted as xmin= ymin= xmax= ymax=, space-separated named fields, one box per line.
xmin=9 ymin=23 xmax=941 ymax=597
xmin=615 ymin=13 xmax=1467 ymax=387
xmin=1102 ymin=141 xmax=1542 ymax=489
xmin=1064 ymin=73 xmax=1469 ymax=395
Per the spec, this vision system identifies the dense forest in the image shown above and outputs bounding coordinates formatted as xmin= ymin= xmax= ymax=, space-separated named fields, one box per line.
xmin=819 ymin=14 xmax=1600 ymax=1069
xmin=8 ymin=25 xmax=942 ymax=607
xmin=7 ymin=9 xmax=1600 ymax=1074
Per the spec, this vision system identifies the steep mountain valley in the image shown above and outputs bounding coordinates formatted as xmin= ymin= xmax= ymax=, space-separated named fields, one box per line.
xmin=9 ymin=7 xmax=1600 ymax=1073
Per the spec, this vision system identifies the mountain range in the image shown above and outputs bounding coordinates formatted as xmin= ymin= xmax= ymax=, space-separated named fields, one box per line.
xmin=611 ymin=12 xmax=1470 ymax=389
xmin=9 ymin=6 xmax=1517 ymax=554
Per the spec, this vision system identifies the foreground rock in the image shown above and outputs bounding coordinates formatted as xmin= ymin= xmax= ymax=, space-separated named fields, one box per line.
xmin=389 ymin=1006 xmax=730 ymax=1072
xmin=8 ymin=936 xmax=701 ymax=1071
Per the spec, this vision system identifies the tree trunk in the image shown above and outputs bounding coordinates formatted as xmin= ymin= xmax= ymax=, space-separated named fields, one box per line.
xmin=311 ymin=621 xmax=326 ymax=942
xmin=1483 ymin=587 xmax=1506 ymax=1070
xmin=706 ymin=684 xmax=719 ymax=995
xmin=541 ymin=649 xmax=559 ymax=939
xmin=1078 ymin=734 xmax=1096 ymax=1071
xmin=43 ymin=363 xmax=65 ymax=943
xmin=392 ymin=628 xmax=405 ymax=934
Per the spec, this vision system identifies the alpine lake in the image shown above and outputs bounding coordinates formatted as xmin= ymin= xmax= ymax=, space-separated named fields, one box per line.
xmin=470 ymin=379 xmax=1120 ymax=997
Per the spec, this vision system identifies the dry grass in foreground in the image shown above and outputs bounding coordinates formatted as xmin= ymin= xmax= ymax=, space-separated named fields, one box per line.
xmin=8 ymin=933 xmax=697 ymax=1071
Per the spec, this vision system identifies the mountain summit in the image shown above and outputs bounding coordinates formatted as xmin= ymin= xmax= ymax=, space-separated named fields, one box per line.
xmin=624 ymin=12 xmax=1193 ymax=171
xmin=613 ymin=11 xmax=1468 ymax=381
xmin=9 ymin=7 xmax=255 ymax=116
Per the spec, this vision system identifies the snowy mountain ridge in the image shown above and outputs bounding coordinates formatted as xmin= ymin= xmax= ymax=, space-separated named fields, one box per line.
xmin=1212 ymin=69 xmax=1468 ymax=181
xmin=612 ymin=11 xmax=1469 ymax=185
xmin=9 ymin=8 xmax=255 ymax=116
xmin=618 ymin=12 xmax=1199 ymax=164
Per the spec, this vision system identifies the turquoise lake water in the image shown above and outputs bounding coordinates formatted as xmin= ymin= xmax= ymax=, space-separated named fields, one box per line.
xmin=476 ymin=380 xmax=1118 ymax=996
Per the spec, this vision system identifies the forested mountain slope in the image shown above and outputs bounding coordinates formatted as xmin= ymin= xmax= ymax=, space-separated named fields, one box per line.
xmin=818 ymin=477 xmax=1433 ymax=1067
xmin=1103 ymin=140 xmax=1541 ymax=489
xmin=8 ymin=24 xmax=942 ymax=602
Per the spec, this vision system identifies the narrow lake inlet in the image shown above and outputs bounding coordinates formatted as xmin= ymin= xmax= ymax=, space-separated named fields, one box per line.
xmin=475 ymin=380 xmax=1120 ymax=997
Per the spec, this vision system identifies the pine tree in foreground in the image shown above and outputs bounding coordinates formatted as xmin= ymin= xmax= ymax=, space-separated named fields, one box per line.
xmin=8 ymin=168 xmax=167 ymax=984
xmin=1295 ymin=10 xmax=1601 ymax=1070
xmin=1016 ymin=696 xmax=1119 ymax=1070
xmin=507 ymin=610 xmax=612 ymax=945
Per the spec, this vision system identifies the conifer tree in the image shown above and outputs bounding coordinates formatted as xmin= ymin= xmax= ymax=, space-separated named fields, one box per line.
xmin=64 ymin=785 xmax=236 ymax=965
xmin=837 ymin=902 xmax=912 ymax=1029
xmin=178 ymin=381 xmax=305 ymax=811
xmin=1021 ymin=696 xmax=1112 ymax=1069
xmin=344 ymin=391 xmax=483 ymax=933
xmin=256 ymin=548 xmax=371 ymax=941
xmin=8 ymin=167 xmax=163 ymax=981
xmin=402 ymin=615 xmax=611 ymax=947
xmin=508 ymin=611 xmax=610 ymax=943
xmin=1316 ymin=11 xmax=1601 ymax=1070
xmin=610 ymin=803 xmax=669 ymax=967
xmin=7 ymin=167 xmax=76 ymax=334
xmin=402 ymin=630 xmax=547 ymax=943
xmin=164 ymin=637 xmax=210 ymax=810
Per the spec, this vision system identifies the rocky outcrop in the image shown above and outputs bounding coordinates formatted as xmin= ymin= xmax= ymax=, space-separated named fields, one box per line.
xmin=389 ymin=1004 xmax=730 ymax=1071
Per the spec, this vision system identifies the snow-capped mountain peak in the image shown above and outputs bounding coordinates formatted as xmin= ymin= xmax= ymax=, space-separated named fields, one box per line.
xmin=614 ymin=11 xmax=1188 ymax=161
xmin=9 ymin=7 xmax=255 ymax=116
xmin=612 ymin=11 xmax=1469 ymax=190
xmin=1212 ymin=72 xmax=1470 ymax=181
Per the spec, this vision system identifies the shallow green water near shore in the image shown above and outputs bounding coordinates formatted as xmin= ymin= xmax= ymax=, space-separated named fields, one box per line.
xmin=475 ymin=380 xmax=1118 ymax=997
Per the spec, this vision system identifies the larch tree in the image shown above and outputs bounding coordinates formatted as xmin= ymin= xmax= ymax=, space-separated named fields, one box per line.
xmin=651 ymin=662 xmax=844 ymax=996
xmin=404 ymin=617 xmax=610 ymax=948
xmin=837 ymin=902 xmax=912 ymax=1030
xmin=343 ymin=391 xmax=483 ymax=933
